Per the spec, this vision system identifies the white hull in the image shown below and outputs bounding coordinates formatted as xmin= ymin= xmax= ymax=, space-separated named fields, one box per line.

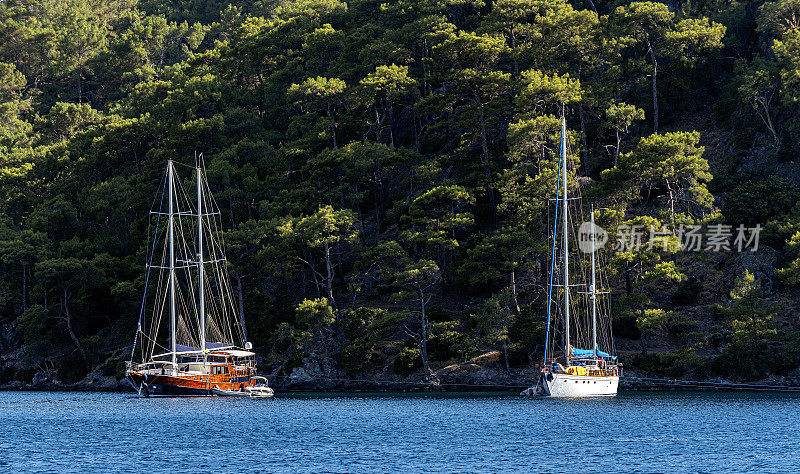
xmin=538 ymin=373 xmax=618 ymax=397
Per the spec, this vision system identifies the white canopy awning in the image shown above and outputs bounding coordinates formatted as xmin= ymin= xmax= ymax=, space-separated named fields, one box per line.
xmin=218 ymin=349 xmax=255 ymax=358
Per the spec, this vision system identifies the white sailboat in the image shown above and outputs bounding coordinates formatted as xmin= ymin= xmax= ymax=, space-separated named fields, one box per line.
xmin=523 ymin=117 xmax=619 ymax=397
xmin=126 ymin=157 xmax=261 ymax=396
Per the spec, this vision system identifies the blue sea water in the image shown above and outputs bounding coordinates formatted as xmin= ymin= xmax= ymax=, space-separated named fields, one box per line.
xmin=1 ymin=390 xmax=799 ymax=473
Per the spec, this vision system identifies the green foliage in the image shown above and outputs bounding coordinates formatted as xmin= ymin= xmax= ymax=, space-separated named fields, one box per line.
xmin=507 ymin=304 xmax=546 ymax=365
xmin=778 ymin=231 xmax=800 ymax=285
xmin=518 ymin=70 xmax=581 ymax=110
xmin=392 ymin=259 xmax=442 ymax=296
xmin=0 ymin=62 xmax=32 ymax=150
xmin=0 ymin=0 xmax=796 ymax=384
xmin=341 ymin=337 xmax=375 ymax=372
xmin=16 ymin=305 xmax=53 ymax=364
xmin=730 ymin=270 xmax=760 ymax=300
xmin=401 ymin=185 xmax=474 ymax=256
xmin=632 ymin=349 xmax=707 ymax=378
xmin=289 ymin=76 xmax=347 ymax=100
xmin=606 ymin=103 xmax=645 ymax=134
xmin=605 ymin=131 xmax=712 ymax=209
xmin=285 ymin=205 xmax=359 ymax=249
xmin=757 ymin=0 xmax=800 ymax=36
xmin=635 ymin=308 xmax=679 ymax=335
xmin=428 ymin=321 xmax=473 ymax=361
xmin=295 ymin=297 xmax=335 ymax=329
xmin=41 ymin=102 xmax=103 ymax=143
xmin=722 ymin=176 xmax=800 ymax=226
xmin=394 ymin=346 xmax=421 ymax=375
xmin=604 ymin=102 xmax=645 ymax=165
xmin=710 ymin=270 xmax=781 ymax=380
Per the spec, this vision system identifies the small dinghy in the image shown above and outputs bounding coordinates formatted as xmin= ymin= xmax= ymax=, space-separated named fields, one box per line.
xmin=212 ymin=376 xmax=274 ymax=398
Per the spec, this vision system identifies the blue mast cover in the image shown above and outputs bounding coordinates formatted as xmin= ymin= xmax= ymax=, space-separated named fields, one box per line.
xmin=572 ymin=347 xmax=615 ymax=359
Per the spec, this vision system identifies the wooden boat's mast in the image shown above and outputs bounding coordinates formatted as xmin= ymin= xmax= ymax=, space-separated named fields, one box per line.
xmin=591 ymin=207 xmax=598 ymax=359
xmin=561 ymin=116 xmax=570 ymax=364
xmin=168 ymin=159 xmax=177 ymax=373
xmin=197 ymin=162 xmax=206 ymax=361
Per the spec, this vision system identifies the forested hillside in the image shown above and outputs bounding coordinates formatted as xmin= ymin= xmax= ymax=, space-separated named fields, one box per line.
xmin=1 ymin=0 xmax=799 ymax=387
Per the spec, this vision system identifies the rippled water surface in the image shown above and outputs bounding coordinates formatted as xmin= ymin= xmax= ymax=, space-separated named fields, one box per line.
xmin=2 ymin=390 xmax=799 ymax=472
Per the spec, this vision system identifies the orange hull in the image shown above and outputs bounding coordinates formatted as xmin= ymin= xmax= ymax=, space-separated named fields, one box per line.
xmin=127 ymin=368 xmax=255 ymax=396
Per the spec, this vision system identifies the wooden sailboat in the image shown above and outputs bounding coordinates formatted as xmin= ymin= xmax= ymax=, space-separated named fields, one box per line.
xmin=126 ymin=158 xmax=260 ymax=396
xmin=523 ymin=117 xmax=620 ymax=397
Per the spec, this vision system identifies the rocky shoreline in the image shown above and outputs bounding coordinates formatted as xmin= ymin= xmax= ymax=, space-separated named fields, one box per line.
xmin=0 ymin=362 xmax=539 ymax=393
xmin=6 ymin=351 xmax=800 ymax=393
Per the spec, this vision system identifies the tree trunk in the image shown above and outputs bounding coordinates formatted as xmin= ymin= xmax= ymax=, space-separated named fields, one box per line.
xmin=324 ymin=241 xmax=334 ymax=306
xmin=510 ymin=268 xmax=520 ymax=313
xmin=327 ymin=103 xmax=337 ymax=149
xmin=422 ymin=39 xmax=430 ymax=97
xmin=63 ymin=289 xmax=90 ymax=373
xmin=503 ymin=338 xmax=510 ymax=370
xmin=760 ymin=99 xmax=779 ymax=144
xmin=614 ymin=129 xmax=621 ymax=167
xmin=648 ymin=44 xmax=659 ymax=133
xmin=419 ymin=288 xmax=431 ymax=377
xmin=625 ymin=267 xmax=632 ymax=296
xmin=374 ymin=144 xmax=385 ymax=243
xmin=475 ymin=94 xmax=497 ymax=229
xmin=666 ymin=179 xmax=675 ymax=226
xmin=374 ymin=106 xmax=382 ymax=144
xmin=388 ymin=100 xmax=395 ymax=147
xmin=639 ymin=308 xmax=648 ymax=356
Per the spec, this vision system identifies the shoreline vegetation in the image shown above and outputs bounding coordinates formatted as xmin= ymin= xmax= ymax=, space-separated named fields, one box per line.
xmin=5 ymin=351 xmax=800 ymax=393
xmin=2 ymin=0 xmax=800 ymax=390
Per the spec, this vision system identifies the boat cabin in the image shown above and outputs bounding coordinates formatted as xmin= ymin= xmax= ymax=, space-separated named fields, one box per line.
xmin=138 ymin=346 xmax=256 ymax=378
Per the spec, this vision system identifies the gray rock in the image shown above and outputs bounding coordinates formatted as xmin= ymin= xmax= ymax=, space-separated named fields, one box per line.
xmin=734 ymin=246 xmax=778 ymax=294
xmin=289 ymin=367 xmax=313 ymax=383
xmin=31 ymin=370 xmax=59 ymax=387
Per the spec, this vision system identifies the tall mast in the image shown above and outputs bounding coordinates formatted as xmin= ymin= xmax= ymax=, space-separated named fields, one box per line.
xmin=561 ymin=116 xmax=570 ymax=363
xmin=197 ymin=163 xmax=206 ymax=359
xmin=591 ymin=207 xmax=598 ymax=358
xmin=168 ymin=160 xmax=177 ymax=373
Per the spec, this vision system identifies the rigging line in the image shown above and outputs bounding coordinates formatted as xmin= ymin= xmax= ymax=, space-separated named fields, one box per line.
xmin=205 ymin=208 xmax=240 ymax=343
xmin=149 ymin=236 xmax=171 ymax=359
xmin=202 ymin=195 xmax=235 ymax=343
xmin=131 ymin=171 xmax=168 ymax=364
xmin=171 ymin=159 xmax=200 ymax=171
xmin=543 ymin=141 xmax=562 ymax=367
xmin=215 ymin=252 xmax=241 ymax=341
xmin=136 ymin=330 xmax=170 ymax=354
